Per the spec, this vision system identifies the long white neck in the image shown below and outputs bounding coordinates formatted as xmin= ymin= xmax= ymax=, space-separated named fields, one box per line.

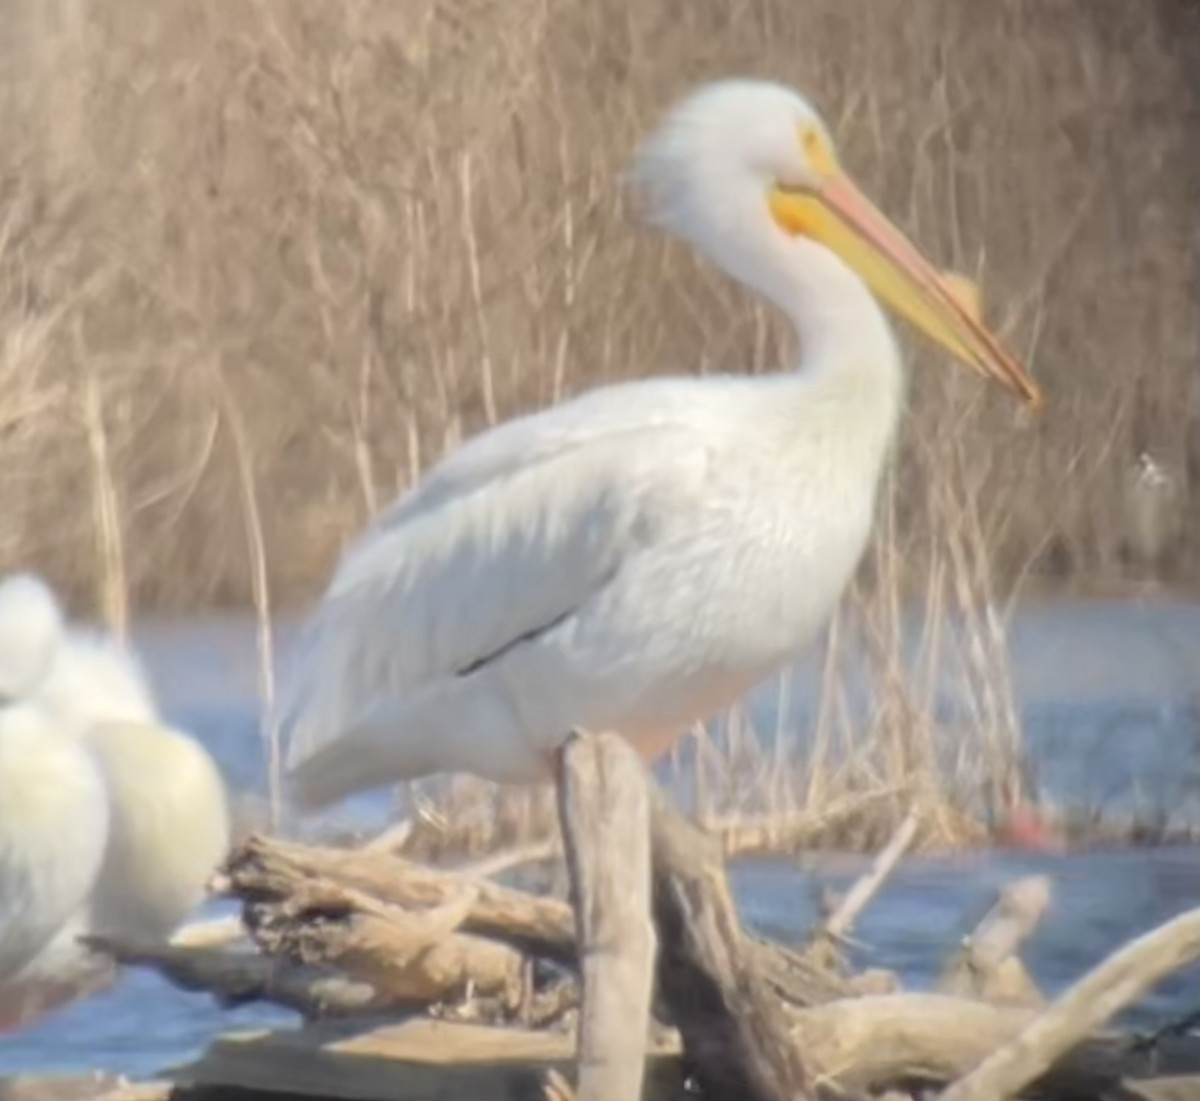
xmin=700 ymin=207 xmax=902 ymax=470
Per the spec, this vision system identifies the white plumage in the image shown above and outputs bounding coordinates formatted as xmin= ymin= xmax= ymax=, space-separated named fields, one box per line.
xmin=0 ymin=700 xmax=112 ymax=1030
xmin=0 ymin=573 xmax=231 ymax=1031
xmin=283 ymin=79 xmax=1039 ymax=808
xmin=82 ymin=718 xmax=230 ymax=943
xmin=36 ymin=624 xmax=159 ymax=730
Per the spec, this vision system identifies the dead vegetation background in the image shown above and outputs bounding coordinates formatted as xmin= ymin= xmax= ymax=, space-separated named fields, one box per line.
xmin=0 ymin=0 xmax=1196 ymax=619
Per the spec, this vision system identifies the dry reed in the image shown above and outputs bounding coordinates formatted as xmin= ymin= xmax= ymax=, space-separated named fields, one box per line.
xmin=0 ymin=0 xmax=1195 ymax=612
xmin=0 ymin=0 xmax=1196 ymax=845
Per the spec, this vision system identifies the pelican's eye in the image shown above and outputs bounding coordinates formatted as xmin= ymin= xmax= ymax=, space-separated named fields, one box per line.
xmin=798 ymin=125 xmax=837 ymax=180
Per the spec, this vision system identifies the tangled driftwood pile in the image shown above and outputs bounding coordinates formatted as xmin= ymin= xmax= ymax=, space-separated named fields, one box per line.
xmin=77 ymin=736 xmax=1199 ymax=1101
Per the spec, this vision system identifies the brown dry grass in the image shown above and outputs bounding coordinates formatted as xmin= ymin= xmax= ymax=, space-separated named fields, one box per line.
xmin=376 ymin=480 xmax=1048 ymax=861
xmin=0 ymin=0 xmax=1196 ymax=614
xmin=1 ymin=0 xmax=1197 ymax=849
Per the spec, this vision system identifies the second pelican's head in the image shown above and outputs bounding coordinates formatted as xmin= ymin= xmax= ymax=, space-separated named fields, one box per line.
xmin=632 ymin=79 xmax=1041 ymax=407
xmin=0 ymin=573 xmax=63 ymax=702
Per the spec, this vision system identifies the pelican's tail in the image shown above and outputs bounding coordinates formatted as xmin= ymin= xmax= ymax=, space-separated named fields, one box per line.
xmin=283 ymin=674 xmax=549 ymax=813
xmin=283 ymin=721 xmax=401 ymax=813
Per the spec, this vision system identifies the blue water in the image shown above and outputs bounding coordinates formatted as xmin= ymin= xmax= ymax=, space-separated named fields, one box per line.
xmin=1 ymin=600 xmax=1197 ymax=1077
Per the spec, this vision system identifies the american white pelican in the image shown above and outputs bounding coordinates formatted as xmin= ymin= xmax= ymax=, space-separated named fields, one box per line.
xmin=0 ymin=573 xmax=231 ymax=1029
xmin=36 ymin=620 xmax=159 ymax=730
xmin=283 ymin=79 xmax=1040 ymax=809
xmin=0 ymin=700 xmax=113 ymax=1032
xmin=80 ymin=716 xmax=231 ymax=945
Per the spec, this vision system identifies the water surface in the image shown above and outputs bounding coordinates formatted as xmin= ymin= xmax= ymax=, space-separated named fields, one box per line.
xmin=1 ymin=599 xmax=1197 ymax=1076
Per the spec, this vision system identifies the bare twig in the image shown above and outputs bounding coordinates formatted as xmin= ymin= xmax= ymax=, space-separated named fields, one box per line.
xmin=79 ymin=350 xmax=127 ymax=643
xmin=456 ymin=838 xmax=561 ymax=880
xmin=940 ymin=875 xmax=1052 ymax=1006
xmin=211 ymin=364 xmax=280 ymax=831
xmin=360 ymin=818 xmax=414 ymax=853
xmin=542 ymin=1068 xmax=576 ymax=1101
xmin=227 ymin=834 xmax=576 ymax=962
xmin=941 ymin=907 xmax=1200 ymax=1101
xmin=820 ymin=810 xmax=919 ymax=943
xmin=169 ymin=916 xmax=246 ymax=950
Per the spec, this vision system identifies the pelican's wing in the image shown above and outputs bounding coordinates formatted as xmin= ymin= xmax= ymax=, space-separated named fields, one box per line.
xmin=282 ymin=377 xmax=731 ymax=768
xmin=373 ymin=376 xmax=724 ymax=524
xmin=0 ymin=708 xmax=110 ymax=985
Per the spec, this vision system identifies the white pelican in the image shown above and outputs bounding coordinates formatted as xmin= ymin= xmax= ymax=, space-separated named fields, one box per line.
xmin=0 ymin=576 xmax=113 ymax=1031
xmin=283 ymin=79 xmax=1040 ymax=809
xmin=0 ymin=699 xmax=114 ymax=1032
xmin=80 ymin=716 xmax=231 ymax=946
xmin=0 ymin=573 xmax=231 ymax=1029
xmin=36 ymin=617 xmax=159 ymax=730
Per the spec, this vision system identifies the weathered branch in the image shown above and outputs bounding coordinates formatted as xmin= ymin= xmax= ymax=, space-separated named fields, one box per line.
xmin=785 ymin=992 xmax=1184 ymax=1096
xmin=0 ymin=1080 xmax=170 ymax=1101
xmin=939 ymin=875 xmax=1051 ymax=1007
xmin=111 ymin=959 xmax=1199 ymax=1101
xmin=941 ymin=906 xmax=1200 ymax=1101
xmin=812 ymin=810 xmax=919 ymax=967
xmin=100 ymin=906 xmax=1200 ymax=1101
xmin=229 ymin=833 xmax=575 ymax=962
xmin=558 ymin=732 xmax=656 ymax=1101
xmin=168 ymin=915 xmax=246 ymax=950
xmin=231 ymin=863 xmax=526 ymax=1009
xmin=82 ymin=935 xmax=379 ymax=1019
xmin=648 ymin=784 xmax=815 ymax=1101
xmin=455 ymin=838 xmax=560 ymax=880
xmin=226 ymin=829 xmax=850 ymax=1009
xmin=196 ymin=808 xmax=1200 ymax=1101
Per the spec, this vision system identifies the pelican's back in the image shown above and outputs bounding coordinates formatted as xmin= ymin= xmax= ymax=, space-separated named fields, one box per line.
xmin=85 ymin=720 xmax=231 ymax=944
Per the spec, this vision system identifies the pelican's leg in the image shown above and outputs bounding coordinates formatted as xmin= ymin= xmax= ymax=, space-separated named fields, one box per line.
xmin=550 ymin=728 xmax=684 ymax=779
xmin=634 ymin=727 xmax=689 ymax=770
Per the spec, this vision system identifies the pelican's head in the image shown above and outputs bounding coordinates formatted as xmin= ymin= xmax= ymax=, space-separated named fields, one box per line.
xmin=632 ymin=79 xmax=1041 ymax=407
xmin=0 ymin=573 xmax=64 ymax=701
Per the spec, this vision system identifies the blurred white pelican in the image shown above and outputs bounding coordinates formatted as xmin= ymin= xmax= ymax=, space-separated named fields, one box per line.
xmin=0 ymin=700 xmax=114 ymax=1032
xmin=1123 ymin=451 xmax=1180 ymax=574
xmin=0 ymin=573 xmax=231 ymax=1030
xmin=283 ymin=79 xmax=1040 ymax=808
xmin=0 ymin=577 xmax=112 ymax=1031
xmin=36 ymin=615 xmax=159 ymax=730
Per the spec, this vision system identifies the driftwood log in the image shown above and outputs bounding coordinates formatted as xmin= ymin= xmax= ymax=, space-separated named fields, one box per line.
xmin=557 ymin=732 xmax=656 ymax=1101
xmin=226 ymin=830 xmax=850 ymax=1009
xmin=228 ymin=833 xmax=576 ymax=963
xmin=237 ymin=859 xmax=526 ymax=1011
xmin=81 ymin=935 xmax=379 ymax=1018
xmin=101 ymin=884 xmax=1200 ymax=1101
xmin=941 ymin=906 xmax=1200 ymax=1101
xmin=103 ymin=929 xmax=1199 ymax=1100
xmin=939 ymin=875 xmax=1052 ymax=1008
xmin=647 ymin=784 xmax=814 ymax=1101
xmin=88 ymin=748 xmax=1200 ymax=1101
